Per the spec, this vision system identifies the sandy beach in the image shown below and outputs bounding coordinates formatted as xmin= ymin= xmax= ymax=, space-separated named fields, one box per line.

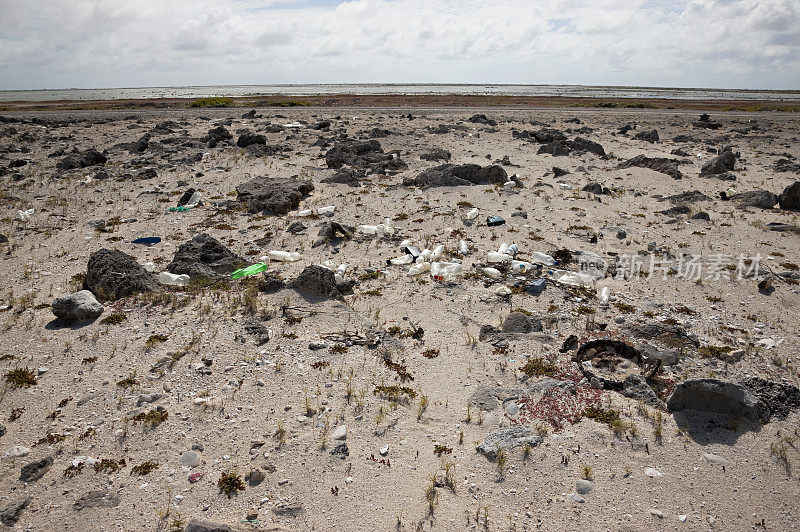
xmin=0 ymin=104 xmax=799 ymax=531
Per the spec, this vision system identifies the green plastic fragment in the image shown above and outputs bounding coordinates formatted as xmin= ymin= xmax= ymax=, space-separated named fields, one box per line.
xmin=167 ymin=206 xmax=191 ymax=212
xmin=231 ymin=263 xmax=269 ymax=279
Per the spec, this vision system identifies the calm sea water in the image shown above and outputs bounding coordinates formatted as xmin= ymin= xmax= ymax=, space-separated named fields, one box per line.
xmin=1 ymin=84 xmax=798 ymax=102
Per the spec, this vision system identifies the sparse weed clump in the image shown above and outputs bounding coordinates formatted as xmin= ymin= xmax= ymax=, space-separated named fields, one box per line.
xmin=5 ymin=367 xmax=37 ymax=388
xmin=218 ymin=470 xmax=245 ymax=498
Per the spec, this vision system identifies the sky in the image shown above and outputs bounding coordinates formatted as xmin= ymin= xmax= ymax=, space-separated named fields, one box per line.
xmin=0 ymin=0 xmax=798 ymax=90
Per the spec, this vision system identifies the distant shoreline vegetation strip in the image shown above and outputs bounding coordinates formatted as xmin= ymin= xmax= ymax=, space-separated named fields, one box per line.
xmin=1 ymin=94 xmax=799 ymax=112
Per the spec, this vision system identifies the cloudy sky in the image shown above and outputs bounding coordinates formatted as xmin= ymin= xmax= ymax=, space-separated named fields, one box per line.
xmin=0 ymin=0 xmax=798 ymax=90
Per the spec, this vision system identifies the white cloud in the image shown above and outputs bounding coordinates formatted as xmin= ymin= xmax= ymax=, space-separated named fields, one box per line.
xmin=0 ymin=0 xmax=798 ymax=89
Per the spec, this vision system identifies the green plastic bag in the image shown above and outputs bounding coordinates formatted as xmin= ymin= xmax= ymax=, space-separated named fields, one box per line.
xmin=231 ymin=263 xmax=269 ymax=280
xmin=167 ymin=206 xmax=191 ymax=213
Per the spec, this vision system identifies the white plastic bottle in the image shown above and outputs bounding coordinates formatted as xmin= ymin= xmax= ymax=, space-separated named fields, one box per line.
xmin=465 ymin=208 xmax=479 ymax=221
xmin=408 ymin=262 xmax=431 ymax=276
xmin=269 ymin=250 xmax=302 ymax=262
xmin=357 ymin=225 xmax=378 ymax=235
xmin=459 ymin=240 xmax=469 ymax=255
xmin=317 ymin=206 xmax=336 ymax=216
xmin=482 ymin=267 xmax=502 ymax=279
xmin=390 ymin=254 xmax=414 ymax=265
xmin=532 ymin=252 xmax=556 ymax=265
xmin=487 ymin=251 xmax=511 ymax=263
xmin=158 ymin=272 xmax=190 ymax=287
xmin=431 ymin=262 xmax=463 ymax=281
xmin=296 ymin=209 xmax=313 ymax=217
xmin=430 ymin=245 xmax=444 ymax=261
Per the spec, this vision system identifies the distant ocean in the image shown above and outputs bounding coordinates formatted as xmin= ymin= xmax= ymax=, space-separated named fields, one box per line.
xmin=1 ymin=84 xmax=798 ymax=102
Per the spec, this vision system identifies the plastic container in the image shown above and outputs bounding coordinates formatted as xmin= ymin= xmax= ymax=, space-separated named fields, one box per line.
xmin=552 ymin=270 xmax=594 ymax=287
xmin=296 ymin=209 xmax=313 ymax=217
xmin=503 ymin=181 xmax=517 ymax=188
xmin=389 ymin=254 xmax=414 ymax=265
xmin=418 ymin=249 xmax=432 ymax=263
xmin=357 ymin=225 xmax=378 ymax=234
xmin=526 ymin=278 xmax=547 ymax=296
xmin=17 ymin=209 xmax=33 ymax=222
xmin=431 ymin=262 xmax=463 ymax=281
xmin=498 ymin=243 xmax=509 ymax=254
xmin=269 ymin=250 xmax=302 ymax=262
xmin=143 ymin=262 xmax=156 ymax=273
xmin=459 ymin=240 xmax=470 ymax=255
xmin=317 ymin=206 xmax=336 ymax=216
xmin=408 ymin=262 xmax=431 ymax=276
xmin=532 ymin=252 xmax=556 ymax=265
xmin=487 ymin=251 xmax=511 ymax=263
xmin=482 ymin=267 xmax=502 ymax=280
xmin=511 ymin=260 xmax=533 ymax=273
xmin=486 ymin=215 xmax=506 ymax=227
xmin=184 ymin=191 xmax=202 ymax=209
xmin=430 ymin=245 xmax=444 ymax=261
xmin=158 ymin=271 xmax=190 ymax=287
xmin=506 ymin=244 xmax=518 ymax=257
xmin=597 ymin=286 xmax=610 ymax=304
xmin=465 ymin=208 xmax=479 ymax=221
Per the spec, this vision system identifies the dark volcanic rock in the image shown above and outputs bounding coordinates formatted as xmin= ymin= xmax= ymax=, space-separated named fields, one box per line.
xmin=774 ymin=158 xmax=800 ymax=173
xmin=537 ymin=137 xmax=605 ymax=157
xmin=73 ymin=490 xmax=120 ymax=511
xmin=501 ymin=311 xmax=543 ymax=333
xmin=313 ymin=222 xmax=354 ymax=247
xmin=403 ymin=163 xmax=508 ymax=188
xmin=324 ymin=139 xmax=406 ymax=173
xmin=667 ymin=378 xmax=765 ymax=422
xmin=730 ymin=190 xmax=778 ymax=210
xmin=618 ymin=155 xmax=683 ymax=179
xmin=185 ymin=519 xmax=235 ymax=532
xmin=582 ymin=182 xmax=605 ymax=195
xmin=167 ymin=233 xmax=246 ymax=279
xmin=236 ymin=177 xmax=313 ymax=214
xmin=1 ymin=497 xmax=30 ymax=526
xmin=56 ymin=148 xmax=107 ymax=170
xmin=84 ymin=249 xmax=158 ymax=301
xmin=662 ymin=190 xmax=711 ymax=204
xmin=321 ymin=168 xmax=364 ymax=187
xmin=206 ymin=126 xmax=232 ymax=148
xmin=553 ymin=166 xmax=570 ymax=177
xmin=132 ymin=133 xmax=150 ymax=153
xmin=420 ymin=147 xmax=451 ymax=161
xmin=236 ymin=132 xmax=266 ymax=148
xmin=741 ymin=377 xmax=800 ymax=421
xmin=700 ymin=148 xmax=736 ymax=177
xmin=634 ymin=129 xmax=659 ymax=143
xmin=289 ymin=265 xmax=342 ymax=301
xmin=537 ymin=140 xmax=571 ymax=156
xmin=778 ymin=181 xmax=800 ymax=210
xmin=20 ymin=456 xmax=53 ymax=483
xmin=468 ymin=114 xmax=497 ymax=126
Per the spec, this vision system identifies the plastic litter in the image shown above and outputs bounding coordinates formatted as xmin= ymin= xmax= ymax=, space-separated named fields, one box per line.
xmin=597 ymin=286 xmax=610 ymax=304
xmin=552 ymin=270 xmax=595 ymax=287
xmin=132 ymin=237 xmax=161 ymax=246
xmin=357 ymin=219 xmax=393 ymax=235
xmin=167 ymin=206 xmax=191 ymax=212
xmin=269 ymin=250 xmax=302 ymax=262
xmin=17 ymin=209 xmax=34 ymax=222
xmin=184 ymin=191 xmax=202 ymax=209
xmin=389 ymin=254 xmax=414 ymax=265
xmin=317 ymin=206 xmax=336 ymax=216
xmin=495 ymin=286 xmax=512 ymax=296
xmin=532 ymin=252 xmax=556 ymax=265
xmin=430 ymin=245 xmax=444 ymax=261
xmin=231 ymin=263 xmax=270 ymax=279
xmin=465 ymin=208 xmax=479 ymax=221
xmin=459 ymin=240 xmax=470 ymax=255
xmin=526 ymin=279 xmax=547 ymax=296
xmin=408 ymin=262 xmax=431 ymax=276
xmin=158 ymin=271 xmax=190 ymax=287
xmin=487 ymin=251 xmax=511 ymax=263
xmin=417 ymin=249 xmax=432 ymax=263
xmin=403 ymin=246 xmax=422 ymax=258
xmin=296 ymin=209 xmax=313 ymax=217
xmin=431 ymin=261 xmax=463 ymax=281
xmin=143 ymin=262 xmax=157 ymax=272
xmin=482 ymin=267 xmax=502 ymax=279
xmin=486 ymin=215 xmax=506 ymax=227
xmin=511 ymin=260 xmax=533 ymax=274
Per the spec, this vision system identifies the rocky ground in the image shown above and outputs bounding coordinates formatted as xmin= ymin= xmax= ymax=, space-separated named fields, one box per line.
xmin=0 ymin=106 xmax=799 ymax=531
